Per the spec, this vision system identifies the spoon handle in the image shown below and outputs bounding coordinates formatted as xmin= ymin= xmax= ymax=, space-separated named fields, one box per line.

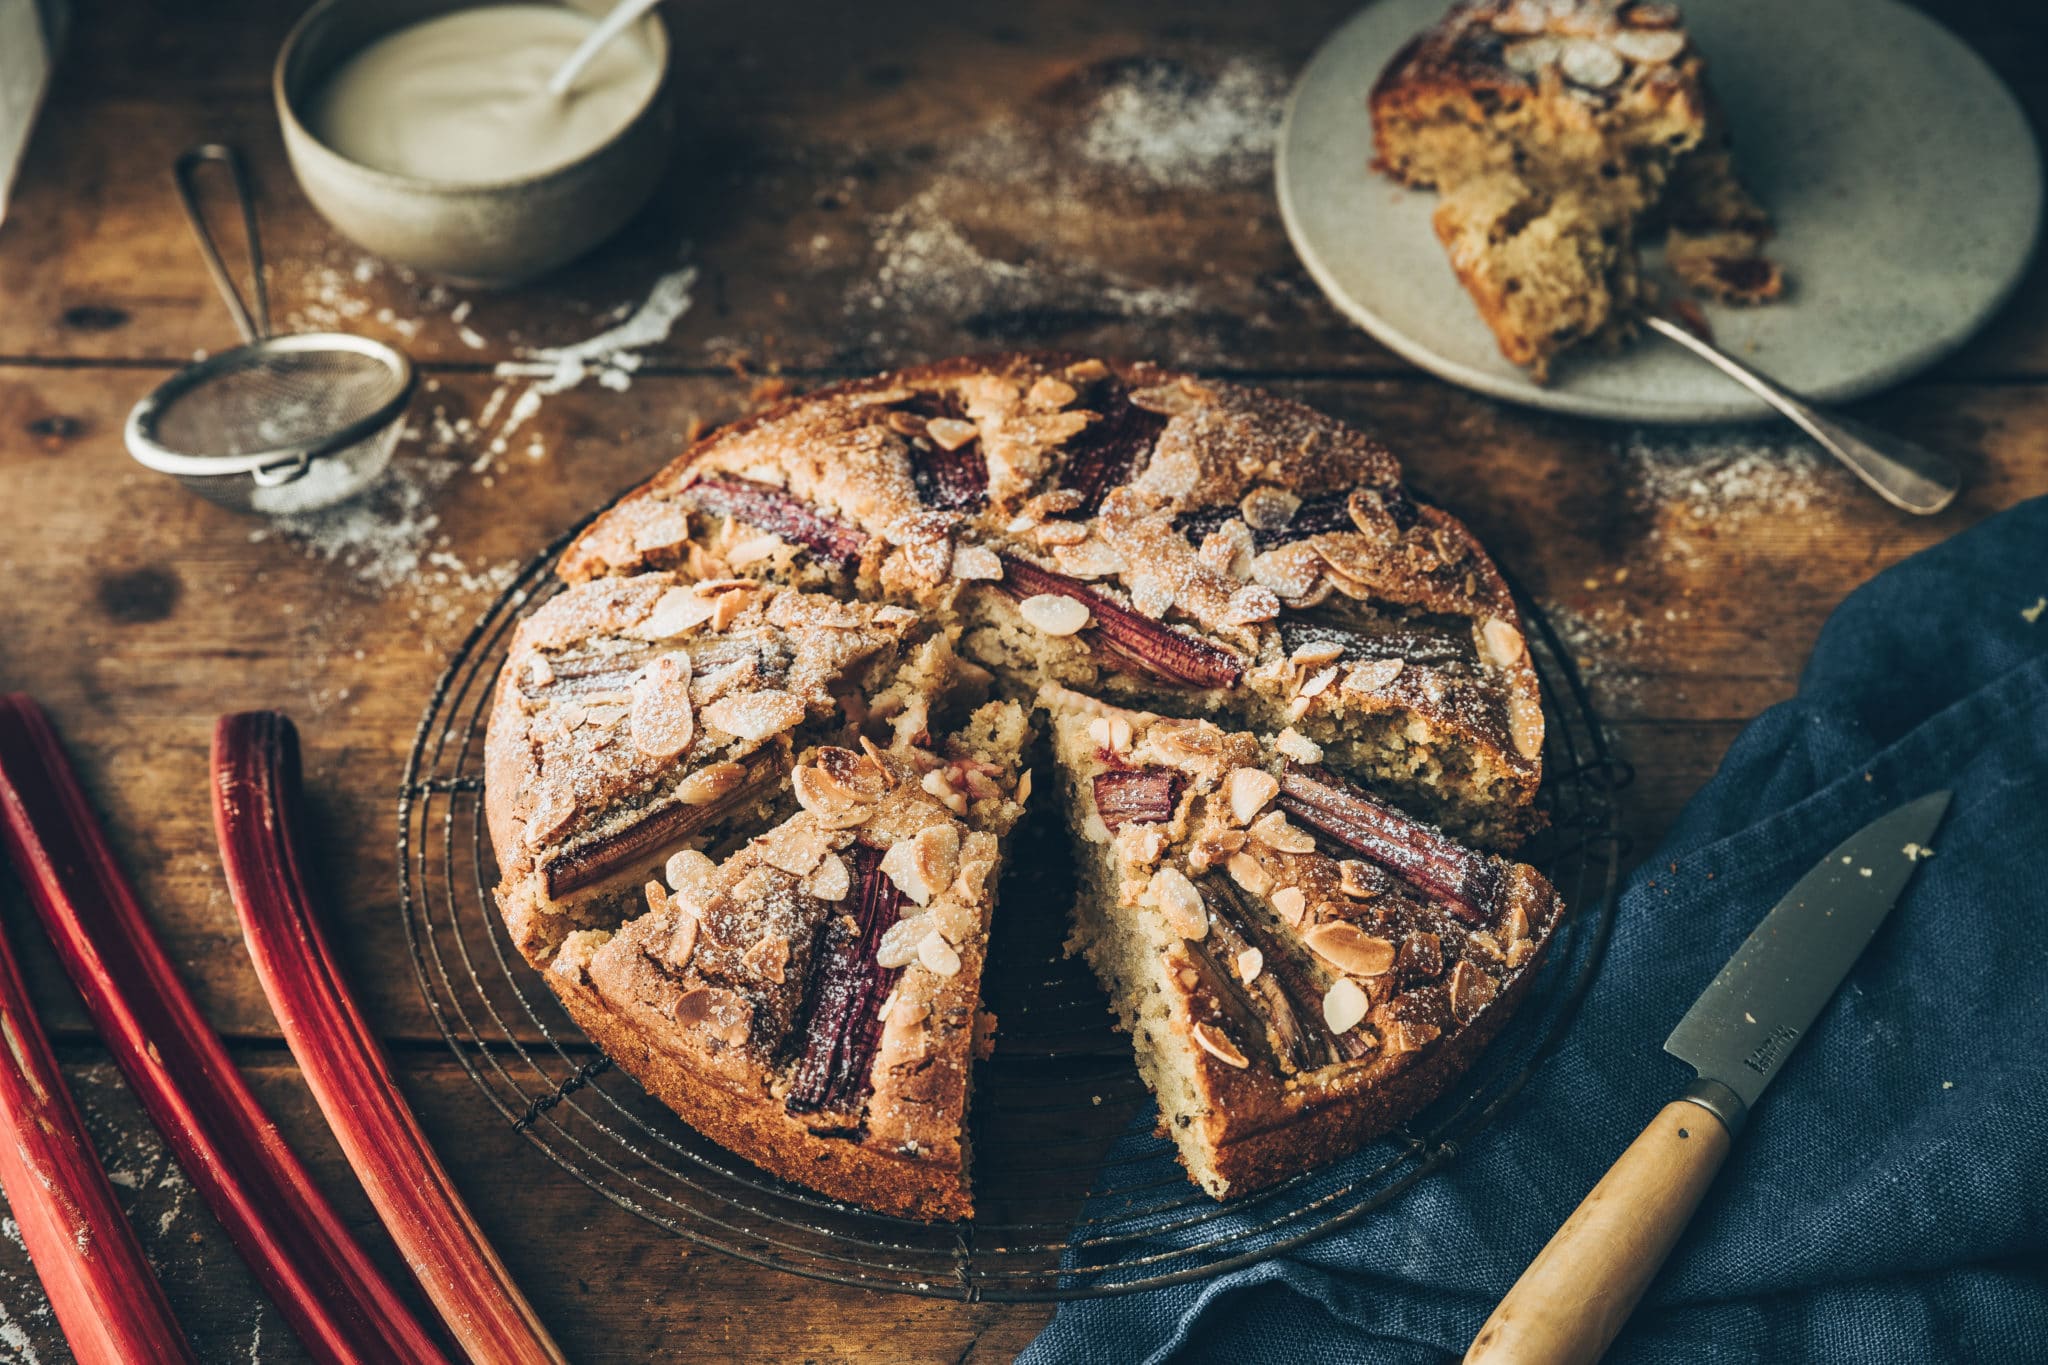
xmin=548 ymin=0 xmax=665 ymax=98
xmin=1642 ymin=314 xmax=1960 ymax=516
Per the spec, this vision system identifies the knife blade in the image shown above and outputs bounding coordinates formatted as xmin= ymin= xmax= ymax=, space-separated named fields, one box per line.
xmin=1468 ymin=790 xmax=1952 ymax=1365
xmin=1663 ymin=788 xmax=1952 ymax=1133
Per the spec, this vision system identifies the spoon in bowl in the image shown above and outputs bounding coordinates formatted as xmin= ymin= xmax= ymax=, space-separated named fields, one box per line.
xmin=547 ymin=0 xmax=666 ymax=98
xmin=1643 ymin=314 xmax=1961 ymax=516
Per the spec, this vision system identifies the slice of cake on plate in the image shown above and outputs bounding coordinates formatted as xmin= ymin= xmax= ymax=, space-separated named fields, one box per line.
xmin=1371 ymin=0 xmax=1781 ymax=379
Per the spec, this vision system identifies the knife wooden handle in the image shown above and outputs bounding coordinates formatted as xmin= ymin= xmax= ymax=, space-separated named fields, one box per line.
xmin=1465 ymin=1100 xmax=1732 ymax=1365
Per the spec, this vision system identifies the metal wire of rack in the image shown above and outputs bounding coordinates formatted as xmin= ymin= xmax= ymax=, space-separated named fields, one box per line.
xmin=397 ymin=517 xmax=1628 ymax=1302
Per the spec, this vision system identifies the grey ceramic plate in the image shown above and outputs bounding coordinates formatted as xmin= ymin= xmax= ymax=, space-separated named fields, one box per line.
xmin=1277 ymin=0 xmax=2044 ymax=423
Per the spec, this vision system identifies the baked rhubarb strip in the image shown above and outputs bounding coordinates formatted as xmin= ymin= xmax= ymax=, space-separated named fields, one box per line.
xmin=997 ymin=554 xmax=1243 ymax=689
xmin=1090 ymin=766 xmax=1184 ymax=830
xmin=682 ymin=475 xmax=869 ymax=568
xmin=0 ymin=694 xmax=452 ymax=1365
xmin=0 ymin=901 xmax=191 ymax=1362
xmin=785 ymin=843 xmax=906 ymax=1120
xmin=213 ymin=711 xmax=566 ymax=1365
xmin=1277 ymin=767 xmax=1502 ymax=925
xmin=1199 ymin=875 xmax=1372 ymax=1066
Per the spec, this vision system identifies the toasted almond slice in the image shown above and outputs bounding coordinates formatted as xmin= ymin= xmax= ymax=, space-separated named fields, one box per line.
xmin=1382 ymin=1018 xmax=1441 ymax=1054
xmin=794 ymin=763 xmax=883 ymax=830
xmin=920 ymin=768 xmax=969 ymax=815
xmin=1304 ymin=923 xmax=1397 ymax=977
xmin=1016 ymin=769 xmax=1033 ymax=806
xmin=917 ymin=930 xmax=963 ymax=977
xmin=1224 ymin=584 xmax=1281 ymax=625
xmin=665 ymin=910 xmax=699 ymax=970
xmin=1342 ymin=658 xmax=1405 ymax=695
xmin=1227 ymin=767 xmax=1279 ymax=826
xmin=1149 ymin=866 xmax=1208 ymax=940
xmin=1226 ymin=850 xmax=1272 ymax=897
xmin=806 ymin=852 xmax=851 ymax=901
xmin=1289 ymin=641 xmax=1347 ymax=669
xmin=1323 ymin=978 xmax=1370 ymax=1034
xmin=875 ymin=914 xmax=929 ymax=969
xmin=925 ymin=417 xmax=979 ymax=450
xmin=1191 ymin=1021 xmax=1251 ymax=1069
xmin=1128 ymin=573 xmax=1175 ymax=619
xmin=1235 ymin=947 xmax=1263 ymax=984
xmin=639 ymin=587 xmax=718 ymax=639
xmin=1298 ymin=665 xmax=1339 ymax=700
xmin=1449 ymin=959 xmax=1500 ymax=1023
xmin=1018 ymin=593 xmax=1092 ymax=636
xmin=1271 ymin=885 xmax=1307 ymax=926
xmin=950 ymin=544 xmax=1004 ymax=581
xmin=702 ymin=689 xmax=805 ymax=742
xmin=1482 ymin=617 xmax=1527 ymax=670
xmin=1250 ymin=810 xmax=1317 ymax=854
xmin=1608 ymin=27 xmax=1684 ymax=63
xmin=1337 ymin=860 xmax=1381 ymax=900
xmin=760 ymin=822 xmax=833 ymax=877
xmin=526 ymin=654 xmax=556 ymax=687
xmin=665 ymin=848 xmax=717 ymax=896
xmin=1273 ymin=728 xmax=1323 ymax=765
xmin=1053 ymin=538 xmax=1129 ymax=580
xmin=526 ymin=780 xmax=577 ymax=847
xmin=630 ymin=654 xmax=696 ymax=760
xmin=1239 ymin=487 xmax=1300 ymax=532
xmin=676 ymin=760 xmax=749 ymax=806
xmin=642 ymin=879 xmax=669 ymax=916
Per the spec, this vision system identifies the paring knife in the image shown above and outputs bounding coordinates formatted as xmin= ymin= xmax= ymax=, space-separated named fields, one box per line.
xmin=1466 ymin=790 xmax=1953 ymax=1365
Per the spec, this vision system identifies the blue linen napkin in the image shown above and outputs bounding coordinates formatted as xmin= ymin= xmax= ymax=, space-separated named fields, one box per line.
xmin=1024 ymin=495 xmax=2048 ymax=1364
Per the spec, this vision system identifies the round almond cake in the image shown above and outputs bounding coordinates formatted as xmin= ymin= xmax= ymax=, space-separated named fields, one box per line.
xmin=484 ymin=354 xmax=1560 ymax=1219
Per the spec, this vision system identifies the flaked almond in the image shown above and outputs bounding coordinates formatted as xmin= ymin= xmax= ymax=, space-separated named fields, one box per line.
xmin=926 ymin=417 xmax=979 ymax=451
xmin=665 ymin=910 xmax=699 ymax=970
xmin=1239 ymin=487 xmax=1301 ymax=532
xmin=1503 ymin=34 xmax=1562 ymax=74
xmin=1608 ymin=28 xmax=1684 ymax=63
xmin=1249 ymin=548 xmax=1319 ymax=600
xmin=1274 ymin=728 xmax=1324 ymax=765
xmin=710 ymin=588 xmax=757 ymax=633
xmin=1449 ymin=960 xmax=1499 ymax=1023
xmin=631 ymin=654 xmax=696 ymax=760
xmin=1018 ymin=593 xmax=1092 ymax=636
xmin=1337 ymin=860 xmax=1383 ymax=900
xmin=1271 ymin=885 xmax=1307 ymax=926
xmin=1224 ymin=584 xmax=1281 ymax=625
xmin=1191 ymin=1021 xmax=1250 ymax=1069
xmin=666 ymin=848 xmax=717 ymax=898
xmin=950 ymin=544 xmax=1004 ymax=581
xmin=1559 ymin=36 xmax=1622 ymax=87
xmin=725 ymin=534 xmax=785 ymax=568
xmin=526 ymin=653 xmax=556 ymax=687
xmin=1226 ymin=850 xmax=1272 ymax=897
xmin=1086 ymin=714 xmax=1134 ymax=753
xmin=1149 ymin=865 xmax=1208 ymax=940
xmin=1250 ymin=809 xmax=1317 ymax=854
xmin=875 ymin=914 xmax=929 ymax=969
xmin=1199 ymin=521 xmax=1256 ymax=580
xmin=1323 ymin=978 xmax=1370 ymax=1034
xmin=1289 ymin=641 xmax=1347 ymax=669
xmin=917 ymin=930 xmax=963 ymax=977
xmin=881 ymin=823 xmax=962 ymax=906
xmin=794 ymin=765 xmax=882 ymax=829
xmin=1381 ymin=1018 xmax=1441 ymax=1054
xmin=1508 ymin=689 xmax=1545 ymax=761
xmin=1227 ymin=768 xmax=1279 ymax=825
xmin=1235 ymin=947 xmax=1264 ymax=985
xmin=1304 ymin=923 xmax=1396 ymax=977
xmin=1053 ymin=538 xmax=1128 ymax=580
xmin=1342 ymin=658 xmax=1405 ymax=695
xmin=1298 ymin=666 xmax=1339 ymax=700
xmin=703 ymin=689 xmax=805 ymax=742
xmin=1016 ymin=769 xmax=1033 ymax=807
xmin=1128 ymin=574 xmax=1175 ymax=619
xmin=526 ymin=780 xmax=576 ymax=846
xmin=1481 ymin=618 xmax=1527 ymax=670
xmin=1033 ymin=520 xmax=1090 ymax=548
xmin=639 ymin=587 xmax=718 ymax=639
xmin=760 ymin=822 xmax=833 ymax=877
xmin=806 ymin=852 xmax=851 ymax=901
xmin=677 ymin=760 xmax=749 ymax=806
xmin=643 ymin=879 xmax=670 ymax=916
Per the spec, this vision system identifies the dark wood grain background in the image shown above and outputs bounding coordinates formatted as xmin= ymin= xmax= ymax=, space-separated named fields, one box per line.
xmin=0 ymin=0 xmax=2043 ymax=1358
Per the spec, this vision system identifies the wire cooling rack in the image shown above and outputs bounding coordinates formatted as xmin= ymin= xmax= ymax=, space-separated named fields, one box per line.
xmin=398 ymin=518 xmax=1627 ymax=1301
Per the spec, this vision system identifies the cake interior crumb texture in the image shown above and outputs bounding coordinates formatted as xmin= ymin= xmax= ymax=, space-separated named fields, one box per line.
xmin=1371 ymin=0 xmax=1782 ymax=379
xmin=484 ymin=353 xmax=1559 ymax=1217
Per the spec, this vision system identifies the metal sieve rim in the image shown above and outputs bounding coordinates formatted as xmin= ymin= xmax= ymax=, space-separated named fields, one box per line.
xmin=124 ymin=331 xmax=417 ymax=484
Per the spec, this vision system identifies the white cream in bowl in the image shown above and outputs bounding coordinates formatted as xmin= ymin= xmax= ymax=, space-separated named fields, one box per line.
xmin=307 ymin=4 xmax=661 ymax=184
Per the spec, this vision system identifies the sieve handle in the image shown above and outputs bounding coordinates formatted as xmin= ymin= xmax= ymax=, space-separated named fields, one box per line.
xmin=174 ymin=145 xmax=270 ymax=343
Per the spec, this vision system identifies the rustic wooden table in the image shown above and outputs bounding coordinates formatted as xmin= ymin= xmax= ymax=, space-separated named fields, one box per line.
xmin=1 ymin=0 xmax=2042 ymax=1359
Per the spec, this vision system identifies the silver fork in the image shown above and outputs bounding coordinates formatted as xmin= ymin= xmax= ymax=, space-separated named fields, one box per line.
xmin=1644 ymin=314 xmax=1961 ymax=516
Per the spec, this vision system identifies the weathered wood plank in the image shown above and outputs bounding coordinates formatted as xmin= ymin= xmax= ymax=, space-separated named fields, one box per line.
xmin=1 ymin=0 xmax=2042 ymax=376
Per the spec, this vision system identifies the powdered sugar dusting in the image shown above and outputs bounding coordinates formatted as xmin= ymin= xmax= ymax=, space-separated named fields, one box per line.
xmin=1624 ymin=427 xmax=1831 ymax=525
xmin=1077 ymin=58 xmax=1286 ymax=189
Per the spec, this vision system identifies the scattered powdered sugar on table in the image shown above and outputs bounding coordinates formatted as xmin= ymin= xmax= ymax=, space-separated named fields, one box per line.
xmin=1623 ymin=427 xmax=1831 ymax=524
xmin=1076 ymin=58 xmax=1287 ymax=189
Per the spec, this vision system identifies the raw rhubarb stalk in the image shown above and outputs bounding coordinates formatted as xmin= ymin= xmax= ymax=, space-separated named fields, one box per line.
xmin=0 ymin=911 xmax=191 ymax=1362
xmin=1277 ymin=768 xmax=1501 ymax=926
xmin=1090 ymin=767 xmax=1184 ymax=830
xmin=785 ymin=844 xmax=905 ymax=1117
xmin=0 ymin=695 xmax=452 ymax=1365
xmin=212 ymin=712 xmax=565 ymax=1365
xmin=1057 ymin=393 xmax=1168 ymax=514
xmin=683 ymin=475 xmax=870 ymax=568
xmin=997 ymin=554 xmax=1243 ymax=689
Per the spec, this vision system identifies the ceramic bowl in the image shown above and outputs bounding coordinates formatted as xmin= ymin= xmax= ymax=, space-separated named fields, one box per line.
xmin=275 ymin=0 xmax=674 ymax=286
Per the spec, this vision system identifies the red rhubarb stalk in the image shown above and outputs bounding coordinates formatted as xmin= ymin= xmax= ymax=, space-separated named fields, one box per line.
xmin=0 ymin=910 xmax=192 ymax=1362
xmin=0 ymin=695 xmax=452 ymax=1365
xmin=213 ymin=712 xmax=566 ymax=1365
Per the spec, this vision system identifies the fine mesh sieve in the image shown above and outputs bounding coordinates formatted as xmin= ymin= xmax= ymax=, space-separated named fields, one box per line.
xmin=125 ymin=145 xmax=416 ymax=514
